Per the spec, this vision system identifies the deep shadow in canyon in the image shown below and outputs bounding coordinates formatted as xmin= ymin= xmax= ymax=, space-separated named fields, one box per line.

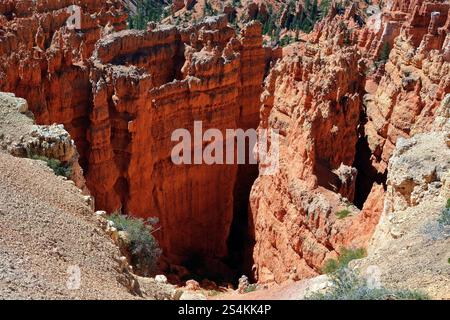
xmin=353 ymin=110 xmax=387 ymax=209
xmin=227 ymin=162 xmax=259 ymax=284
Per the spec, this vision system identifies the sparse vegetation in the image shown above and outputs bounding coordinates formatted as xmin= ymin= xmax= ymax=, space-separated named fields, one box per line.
xmin=308 ymin=268 xmax=430 ymax=300
xmin=279 ymin=35 xmax=294 ymax=47
xmin=322 ymin=247 xmax=366 ymax=274
xmin=285 ymin=0 xmax=328 ymax=33
xmin=376 ymin=42 xmax=391 ymax=66
xmin=232 ymin=0 xmax=241 ymax=7
xmin=30 ymin=155 xmax=72 ymax=178
xmin=438 ymin=198 xmax=450 ymax=226
xmin=107 ymin=213 xmax=162 ymax=276
xmin=336 ymin=208 xmax=351 ymax=219
xmin=244 ymin=284 xmax=258 ymax=293
xmin=128 ymin=0 xmax=170 ymax=30
xmin=204 ymin=1 xmax=217 ymax=17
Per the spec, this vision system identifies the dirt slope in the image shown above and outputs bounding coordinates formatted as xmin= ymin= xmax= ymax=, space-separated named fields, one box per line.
xmin=0 ymin=92 xmax=136 ymax=299
xmin=0 ymin=152 xmax=138 ymax=299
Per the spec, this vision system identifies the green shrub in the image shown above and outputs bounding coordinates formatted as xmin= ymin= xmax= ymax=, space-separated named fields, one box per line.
xmin=279 ymin=35 xmax=294 ymax=47
xmin=204 ymin=1 xmax=217 ymax=16
xmin=308 ymin=268 xmax=430 ymax=300
xmin=376 ymin=42 xmax=391 ymax=65
xmin=336 ymin=209 xmax=351 ymax=219
xmin=31 ymin=155 xmax=72 ymax=178
xmin=438 ymin=198 xmax=450 ymax=226
xmin=107 ymin=213 xmax=161 ymax=276
xmin=128 ymin=0 xmax=169 ymax=30
xmin=322 ymin=247 xmax=366 ymax=274
xmin=244 ymin=284 xmax=258 ymax=293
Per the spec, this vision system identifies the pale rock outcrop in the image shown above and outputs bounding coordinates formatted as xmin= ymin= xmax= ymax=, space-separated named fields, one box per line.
xmin=353 ymin=131 xmax=450 ymax=299
xmin=0 ymin=92 xmax=86 ymax=190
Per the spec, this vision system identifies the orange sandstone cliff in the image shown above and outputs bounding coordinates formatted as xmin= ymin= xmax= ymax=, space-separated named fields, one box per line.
xmin=88 ymin=16 xmax=266 ymax=275
xmin=0 ymin=1 xmax=268 ymax=279
xmin=0 ymin=0 xmax=448 ymax=287
xmin=249 ymin=0 xmax=449 ymax=283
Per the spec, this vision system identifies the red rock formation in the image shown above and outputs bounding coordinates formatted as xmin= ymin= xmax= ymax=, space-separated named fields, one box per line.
xmin=364 ymin=0 xmax=450 ymax=173
xmin=0 ymin=2 xmax=267 ymax=276
xmin=249 ymin=0 xmax=449 ymax=283
xmin=249 ymin=32 xmax=374 ymax=282
xmin=0 ymin=0 xmax=127 ymax=166
xmin=88 ymin=16 xmax=265 ymax=274
xmin=1 ymin=0 xmax=447 ymax=285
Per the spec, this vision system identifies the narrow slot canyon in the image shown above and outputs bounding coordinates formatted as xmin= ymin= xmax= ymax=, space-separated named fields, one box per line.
xmin=226 ymin=163 xmax=259 ymax=284
xmin=352 ymin=112 xmax=388 ymax=210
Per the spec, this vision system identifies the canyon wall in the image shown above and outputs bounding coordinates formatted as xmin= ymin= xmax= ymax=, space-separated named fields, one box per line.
xmin=249 ymin=0 xmax=449 ymax=283
xmin=1 ymin=0 xmax=448 ymax=285
xmin=1 ymin=2 xmax=267 ymax=278
xmin=0 ymin=0 xmax=127 ymax=166
xmin=88 ymin=16 xmax=266 ymax=276
xmin=364 ymin=0 xmax=450 ymax=173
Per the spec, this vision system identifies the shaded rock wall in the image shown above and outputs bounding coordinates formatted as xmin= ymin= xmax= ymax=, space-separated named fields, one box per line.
xmin=0 ymin=2 xmax=267 ymax=277
xmin=87 ymin=15 xmax=266 ymax=275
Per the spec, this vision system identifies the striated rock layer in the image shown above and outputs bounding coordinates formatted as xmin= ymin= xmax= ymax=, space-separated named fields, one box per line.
xmin=250 ymin=32 xmax=379 ymax=283
xmin=249 ymin=0 xmax=449 ymax=283
xmin=88 ymin=15 xmax=266 ymax=275
xmin=1 ymin=0 xmax=448 ymax=285
xmin=363 ymin=0 xmax=450 ymax=173
xmin=0 ymin=1 xmax=268 ymax=277
xmin=0 ymin=0 xmax=127 ymax=167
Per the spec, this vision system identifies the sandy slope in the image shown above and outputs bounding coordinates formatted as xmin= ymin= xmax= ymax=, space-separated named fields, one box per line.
xmin=0 ymin=151 xmax=137 ymax=299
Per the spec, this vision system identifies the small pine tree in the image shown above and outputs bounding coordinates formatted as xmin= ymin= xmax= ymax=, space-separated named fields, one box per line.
xmin=378 ymin=42 xmax=391 ymax=62
xmin=128 ymin=0 xmax=166 ymax=30
xmin=204 ymin=1 xmax=217 ymax=16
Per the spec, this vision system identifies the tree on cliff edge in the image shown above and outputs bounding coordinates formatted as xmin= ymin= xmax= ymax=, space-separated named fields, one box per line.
xmin=128 ymin=0 xmax=170 ymax=29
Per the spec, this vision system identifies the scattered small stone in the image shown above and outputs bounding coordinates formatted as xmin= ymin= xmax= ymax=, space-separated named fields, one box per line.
xmin=171 ymin=289 xmax=184 ymax=300
xmin=185 ymin=279 xmax=200 ymax=291
xmin=179 ymin=291 xmax=207 ymax=300
xmin=390 ymin=227 xmax=403 ymax=239
xmin=238 ymin=275 xmax=249 ymax=294
xmin=95 ymin=210 xmax=106 ymax=217
xmin=155 ymin=274 xmax=168 ymax=284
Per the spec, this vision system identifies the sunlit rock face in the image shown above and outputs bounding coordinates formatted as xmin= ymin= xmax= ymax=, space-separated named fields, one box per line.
xmin=0 ymin=1 xmax=268 ymax=275
xmin=249 ymin=0 xmax=449 ymax=283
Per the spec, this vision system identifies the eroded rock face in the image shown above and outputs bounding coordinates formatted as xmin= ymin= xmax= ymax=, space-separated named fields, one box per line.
xmin=87 ymin=16 xmax=265 ymax=274
xmin=249 ymin=0 xmax=449 ymax=283
xmin=1 ymin=0 xmax=448 ymax=286
xmin=0 ymin=2 xmax=267 ymax=276
xmin=0 ymin=0 xmax=127 ymax=166
xmin=0 ymin=1 xmax=267 ymax=276
xmin=249 ymin=31 xmax=375 ymax=283
xmin=353 ymin=131 xmax=450 ymax=299
xmin=364 ymin=1 xmax=450 ymax=173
